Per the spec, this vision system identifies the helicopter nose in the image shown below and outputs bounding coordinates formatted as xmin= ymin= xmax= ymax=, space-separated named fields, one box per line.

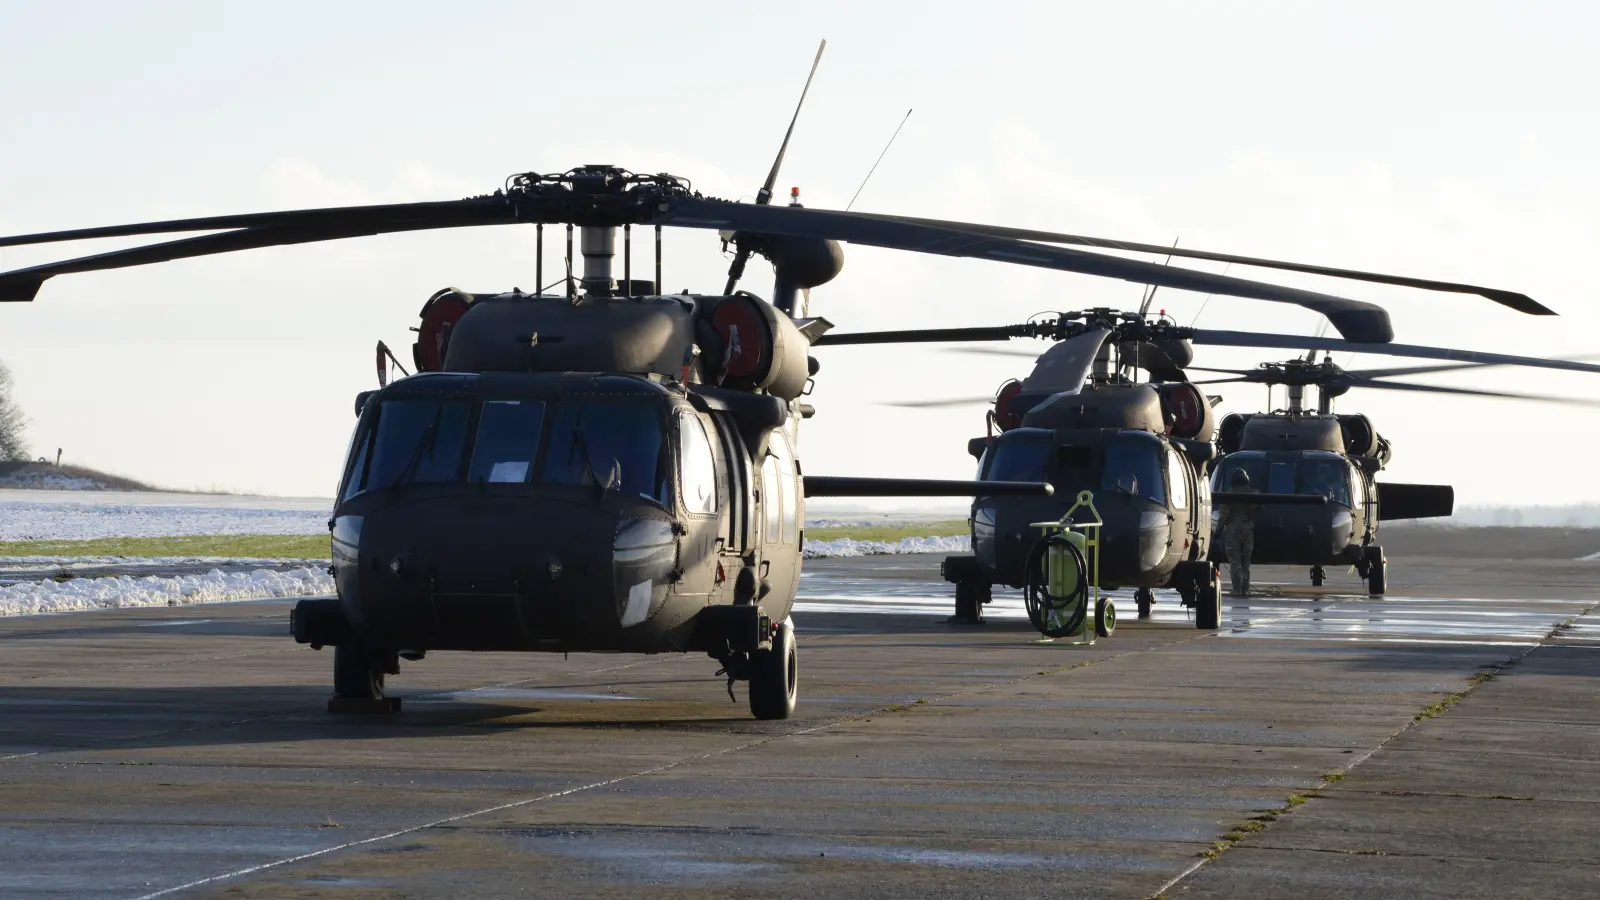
xmin=349 ymin=494 xmax=624 ymax=649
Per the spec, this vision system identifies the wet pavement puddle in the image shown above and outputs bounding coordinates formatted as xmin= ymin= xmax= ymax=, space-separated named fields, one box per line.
xmin=797 ymin=572 xmax=1589 ymax=646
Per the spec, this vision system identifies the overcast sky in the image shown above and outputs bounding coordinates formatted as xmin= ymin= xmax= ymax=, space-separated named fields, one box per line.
xmin=1 ymin=1 xmax=1596 ymax=505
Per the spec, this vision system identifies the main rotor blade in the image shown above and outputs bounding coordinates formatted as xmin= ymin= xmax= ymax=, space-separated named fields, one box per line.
xmin=0 ymin=198 xmax=505 ymax=250
xmin=1188 ymin=329 xmax=1600 ymax=376
xmin=1187 ymin=376 xmax=1251 ymax=385
xmin=813 ymin=325 xmax=1032 ymax=345
xmin=871 ymin=214 xmax=1551 ymax=316
xmin=1344 ymin=376 xmax=1600 ymax=407
xmin=804 ymin=476 xmax=1052 ymax=497
xmin=882 ymin=396 xmax=997 ymax=408
xmin=654 ymin=198 xmax=1395 ymax=341
xmin=0 ymin=218 xmax=507 ymax=303
xmin=946 ymin=346 xmax=1043 ymax=358
xmin=757 ymin=39 xmax=826 ymax=206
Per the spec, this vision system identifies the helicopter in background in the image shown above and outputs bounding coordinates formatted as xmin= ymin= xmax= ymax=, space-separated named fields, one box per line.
xmin=815 ymin=311 xmax=1600 ymax=627
xmin=1193 ymin=353 xmax=1600 ymax=594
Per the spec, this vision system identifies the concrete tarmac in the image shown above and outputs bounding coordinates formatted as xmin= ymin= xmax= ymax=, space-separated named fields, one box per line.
xmin=0 ymin=532 xmax=1596 ymax=898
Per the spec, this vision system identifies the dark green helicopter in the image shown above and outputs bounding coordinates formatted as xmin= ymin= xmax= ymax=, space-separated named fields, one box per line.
xmin=1195 ymin=352 xmax=1600 ymax=594
xmin=815 ymin=310 xmax=1600 ymax=629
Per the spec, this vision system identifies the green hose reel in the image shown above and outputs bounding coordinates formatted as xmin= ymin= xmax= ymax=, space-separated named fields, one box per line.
xmin=1027 ymin=490 xmax=1115 ymax=643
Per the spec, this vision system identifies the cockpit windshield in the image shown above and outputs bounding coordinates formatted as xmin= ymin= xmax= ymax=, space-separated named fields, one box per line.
xmin=542 ymin=398 xmax=670 ymax=505
xmin=1296 ymin=455 xmax=1352 ymax=505
xmin=341 ymin=391 xmax=671 ymax=507
xmin=362 ymin=398 xmax=473 ymax=492
xmin=984 ymin=431 xmax=1051 ymax=484
xmin=1101 ymin=433 xmax=1167 ymax=505
xmin=1211 ymin=452 xmax=1352 ymax=506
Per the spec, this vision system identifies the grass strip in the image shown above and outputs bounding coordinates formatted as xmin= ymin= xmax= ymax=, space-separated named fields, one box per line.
xmin=0 ymin=534 xmax=329 ymax=559
xmin=806 ymin=520 xmax=968 ymax=542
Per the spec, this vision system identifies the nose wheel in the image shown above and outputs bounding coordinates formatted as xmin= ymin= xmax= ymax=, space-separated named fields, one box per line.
xmin=1134 ymin=587 xmax=1155 ymax=619
xmin=1311 ymin=565 xmax=1325 ymax=587
xmin=330 ymin=643 xmax=402 ymax=713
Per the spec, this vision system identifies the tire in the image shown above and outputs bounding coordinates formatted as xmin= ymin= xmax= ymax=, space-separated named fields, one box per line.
xmin=1135 ymin=588 xmax=1153 ymax=619
xmin=333 ymin=643 xmax=385 ymax=700
xmin=1195 ymin=570 xmax=1221 ymax=630
xmin=1311 ymin=566 xmax=1325 ymax=587
xmin=1096 ymin=597 xmax=1116 ymax=637
xmin=1366 ymin=546 xmax=1387 ymax=596
xmin=951 ymin=580 xmax=990 ymax=625
xmin=750 ymin=619 xmax=798 ymax=720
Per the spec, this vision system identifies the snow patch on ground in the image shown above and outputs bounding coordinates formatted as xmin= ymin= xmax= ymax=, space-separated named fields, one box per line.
xmin=0 ymin=566 xmax=334 ymax=617
xmin=0 ymin=500 xmax=328 ymax=541
xmin=0 ymin=472 xmax=117 ymax=491
xmin=0 ymin=555 xmax=329 ymax=570
xmin=804 ymin=535 xmax=971 ymax=558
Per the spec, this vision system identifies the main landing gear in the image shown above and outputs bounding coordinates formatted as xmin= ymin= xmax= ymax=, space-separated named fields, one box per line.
xmin=1357 ymin=545 xmax=1387 ymax=596
xmin=1174 ymin=562 xmax=1222 ymax=630
xmin=715 ymin=617 xmax=799 ymax=721
xmin=1134 ymin=587 xmax=1155 ymax=620
xmin=1311 ymin=565 xmax=1326 ymax=587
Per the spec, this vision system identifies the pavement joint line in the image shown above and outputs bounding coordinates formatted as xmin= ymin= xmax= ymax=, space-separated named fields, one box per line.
xmin=1146 ymin=598 xmax=1600 ymax=900
xmin=121 ymin=622 xmax=1203 ymax=898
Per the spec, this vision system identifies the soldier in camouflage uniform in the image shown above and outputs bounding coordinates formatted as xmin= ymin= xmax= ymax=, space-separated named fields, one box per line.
xmin=1216 ymin=469 xmax=1257 ymax=596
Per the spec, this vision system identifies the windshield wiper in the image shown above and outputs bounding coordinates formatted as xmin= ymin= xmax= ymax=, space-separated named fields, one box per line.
xmin=388 ymin=413 xmax=443 ymax=493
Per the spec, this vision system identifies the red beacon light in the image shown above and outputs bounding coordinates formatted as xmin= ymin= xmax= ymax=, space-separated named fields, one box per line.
xmin=789 ymin=186 xmax=802 ymax=206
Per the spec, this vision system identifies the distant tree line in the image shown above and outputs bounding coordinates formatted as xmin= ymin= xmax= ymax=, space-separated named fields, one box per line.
xmin=0 ymin=359 xmax=27 ymax=461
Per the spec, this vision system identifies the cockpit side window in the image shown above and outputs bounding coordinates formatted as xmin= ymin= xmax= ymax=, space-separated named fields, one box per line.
xmin=541 ymin=398 xmax=670 ymax=506
xmin=678 ymin=412 xmax=719 ymax=516
xmin=362 ymin=398 xmax=473 ymax=492
xmin=339 ymin=416 xmax=374 ymax=501
xmin=468 ymin=400 xmax=546 ymax=484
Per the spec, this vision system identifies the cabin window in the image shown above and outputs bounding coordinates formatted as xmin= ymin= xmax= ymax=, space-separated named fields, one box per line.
xmin=542 ymin=398 xmax=669 ymax=506
xmin=1166 ymin=445 xmax=1188 ymax=509
xmin=362 ymin=398 xmax=472 ymax=491
xmin=1101 ymin=435 xmax=1167 ymax=505
xmin=762 ymin=457 xmax=781 ymax=544
xmin=772 ymin=434 xmax=800 ymax=545
xmin=677 ymin=413 xmax=719 ymax=515
xmin=468 ymin=400 xmax=546 ymax=483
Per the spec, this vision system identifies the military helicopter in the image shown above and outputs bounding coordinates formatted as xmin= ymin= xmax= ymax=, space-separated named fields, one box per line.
xmin=814 ymin=310 xmax=1600 ymax=628
xmin=0 ymin=44 xmax=1579 ymax=707
xmin=1193 ymin=353 xmax=1600 ymax=594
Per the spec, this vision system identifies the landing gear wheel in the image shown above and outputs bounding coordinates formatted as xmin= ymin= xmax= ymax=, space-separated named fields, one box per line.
xmin=330 ymin=643 xmax=400 ymax=713
xmin=1135 ymin=587 xmax=1154 ymax=619
xmin=1195 ymin=567 xmax=1222 ymax=630
xmin=1096 ymin=597 xmax=1116 ymax=637
xmin=949 ymin=580 xmax=990 ymax=625
xmin=1311 ymin=565 xmax=1325 ymax=587
xmin=749 ymin=619 xmax=798 ymax=721
xmin=1365 ymin=546 xmax=1387 ymax=596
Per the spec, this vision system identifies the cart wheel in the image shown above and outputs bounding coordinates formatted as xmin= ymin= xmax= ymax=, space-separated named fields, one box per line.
xmin=1096 ymin=597 xmax=1116 ymax=637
